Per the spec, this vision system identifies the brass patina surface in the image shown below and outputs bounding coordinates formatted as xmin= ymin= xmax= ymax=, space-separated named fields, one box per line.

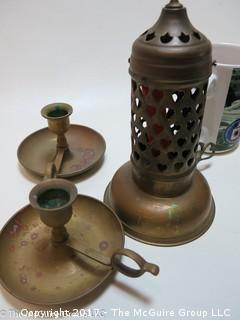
xmin=104 ymin=0 xmax=215 ymax=246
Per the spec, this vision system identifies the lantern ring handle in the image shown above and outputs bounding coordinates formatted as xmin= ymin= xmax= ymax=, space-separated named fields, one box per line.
xmin=196 ymin=142 xmax=216 ymax=163
xmin=111 ymin=249 xmax=160 ymax=278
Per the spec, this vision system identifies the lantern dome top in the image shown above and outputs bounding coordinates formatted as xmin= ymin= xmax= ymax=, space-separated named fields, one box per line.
xmin=129 ymin=0 xmax=212 ymax=88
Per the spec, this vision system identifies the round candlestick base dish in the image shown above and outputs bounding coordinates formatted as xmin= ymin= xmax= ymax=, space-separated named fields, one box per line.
xmin=17 ymin=125 xmax=106 ymax=178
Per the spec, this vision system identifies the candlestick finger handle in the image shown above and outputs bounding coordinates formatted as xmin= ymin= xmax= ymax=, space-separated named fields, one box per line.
xmin=66 ymin=239 xmax=160 ymax=277
xmin=29 ymin=178 xmax=78 ymax=243
xmin=111 ymin=249 xmax=159 ymax=278
xmin=44 ymin=162 xmax=57 ymax=180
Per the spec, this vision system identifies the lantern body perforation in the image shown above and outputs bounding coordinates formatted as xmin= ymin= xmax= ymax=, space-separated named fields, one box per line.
xmin=131 ymin=81 xmax=208 ymax=177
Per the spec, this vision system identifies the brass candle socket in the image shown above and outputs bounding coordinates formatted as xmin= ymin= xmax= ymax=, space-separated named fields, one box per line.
xmin=41 ymin=103 xmax=73 ymax=149
xmin=29 ymin=178 xmax=78 ymax=243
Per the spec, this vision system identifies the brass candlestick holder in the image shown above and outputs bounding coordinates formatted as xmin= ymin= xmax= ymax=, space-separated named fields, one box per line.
xmin=104 ymin=0 xmax=216 ymax=246
xmin=18 ymin=103 xmax=106 ymax=178
xmin=0 ymin=164 xmax=159 ymax=305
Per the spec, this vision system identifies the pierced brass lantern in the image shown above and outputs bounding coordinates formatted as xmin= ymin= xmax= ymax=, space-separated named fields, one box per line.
xmin=104 ymin=0 xmax=215 ymax=246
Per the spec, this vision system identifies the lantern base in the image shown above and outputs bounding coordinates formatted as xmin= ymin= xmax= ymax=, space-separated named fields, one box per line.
xmin=104 ymin=162 xmax=215 ymax=247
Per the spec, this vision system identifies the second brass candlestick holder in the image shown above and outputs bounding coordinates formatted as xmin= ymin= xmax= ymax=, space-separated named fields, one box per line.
xmin=17 ymin=103 xmax=106 ymax=178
